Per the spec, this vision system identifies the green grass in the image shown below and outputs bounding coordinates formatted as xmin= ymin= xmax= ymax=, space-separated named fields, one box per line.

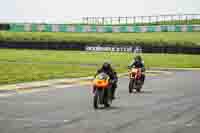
xmin=0 ymin=49 xmax=200 ymax=85
xmin=1 ymin=32 xmax=200 ymax=47
xmin=0 ymin=63 xmax=97 ymax=85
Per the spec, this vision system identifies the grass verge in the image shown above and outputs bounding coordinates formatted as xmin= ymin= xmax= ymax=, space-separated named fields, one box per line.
xmin=0 ymin=32 xmax=200 ymax=47
xmin=0 ymin=49 xmax=200 ymax=85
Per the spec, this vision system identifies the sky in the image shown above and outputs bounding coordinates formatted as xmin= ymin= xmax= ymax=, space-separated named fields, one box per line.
xmin=0 ymin=0 xmax=199 ymax=23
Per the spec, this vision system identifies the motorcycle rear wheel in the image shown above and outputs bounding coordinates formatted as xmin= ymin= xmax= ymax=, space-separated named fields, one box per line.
xmin=104 ymin=89 xmax=112 ymax=108
xmin=135 ymin=80 xmax=142 ymax=92
xmin=129 ymin=79 xmax=134 ymax=93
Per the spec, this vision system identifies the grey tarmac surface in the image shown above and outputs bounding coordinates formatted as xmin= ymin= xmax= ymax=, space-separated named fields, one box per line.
xmin=0 ymin=71 xmax=200 ymax=133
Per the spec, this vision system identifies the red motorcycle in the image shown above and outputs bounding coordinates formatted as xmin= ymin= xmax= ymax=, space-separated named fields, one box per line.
xmin=128 ymin=68 xmax=143 ymax=93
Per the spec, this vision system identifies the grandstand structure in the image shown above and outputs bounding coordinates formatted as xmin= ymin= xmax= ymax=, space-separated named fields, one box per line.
xmin=82 ymin=14 xmax=200 ymax=25
xmin=1 ymin=13 xmax=200 ymax=32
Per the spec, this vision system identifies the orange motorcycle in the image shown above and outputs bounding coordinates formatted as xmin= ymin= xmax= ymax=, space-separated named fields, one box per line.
xmin=128 ymin=68 xmax=143 ymax=93
xmin=92 ymin=72 xmax=112 ymax=109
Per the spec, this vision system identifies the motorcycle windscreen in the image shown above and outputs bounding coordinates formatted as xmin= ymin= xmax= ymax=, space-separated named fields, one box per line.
xmin=96 ymin=73 xmax=109 ymax=80
xmin=131 ymin=68 xmax=138 ymax=73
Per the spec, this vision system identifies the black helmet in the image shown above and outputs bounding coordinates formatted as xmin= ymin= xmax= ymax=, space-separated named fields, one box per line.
xmin=135 ymin=55 xmax=142 ymax=62
xmin=102 ymin=62 xmax=111 ymax=71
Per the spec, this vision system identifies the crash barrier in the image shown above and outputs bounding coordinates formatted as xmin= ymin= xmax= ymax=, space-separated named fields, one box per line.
xmin=1 ymin=42 xmax=200 ymax=54
xmin=9 ymin=24 xmax=200 ymax=32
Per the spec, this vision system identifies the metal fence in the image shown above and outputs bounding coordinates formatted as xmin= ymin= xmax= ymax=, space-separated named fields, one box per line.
xmin=82 ymin=14 xmax=200 ymax=25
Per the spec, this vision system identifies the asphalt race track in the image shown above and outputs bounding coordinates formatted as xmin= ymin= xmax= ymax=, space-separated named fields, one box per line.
xmin=0 ymin=71 xmax=200 ymax=133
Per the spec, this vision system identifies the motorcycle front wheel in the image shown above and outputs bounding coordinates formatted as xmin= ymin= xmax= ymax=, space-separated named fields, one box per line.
xmin=93 ymin=90 xmax=101 ymax=109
